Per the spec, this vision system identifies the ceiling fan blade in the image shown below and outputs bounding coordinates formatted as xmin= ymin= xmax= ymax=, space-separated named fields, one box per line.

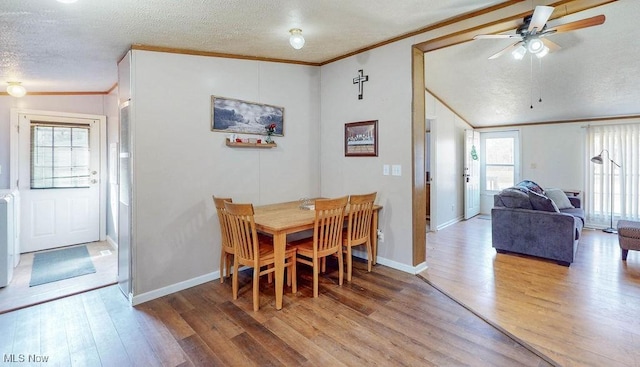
xmin=488 ymin=41 xmax=522 ymax=60
xmin=473 ymin=34 xmax=519 ymax=40
xmin=528 ymin=6 xmax=554 ymax=34
xmin=547 ymin=14 xmax=605 ymax=33
xmin=542 ymin=38 xmax=561 ymax=52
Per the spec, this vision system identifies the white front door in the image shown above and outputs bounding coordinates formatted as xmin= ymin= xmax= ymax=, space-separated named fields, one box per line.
xmin=18 ymin=112 xmax=102 ymax=253
xmin=464 ymin=129 xmax=481 ymax=219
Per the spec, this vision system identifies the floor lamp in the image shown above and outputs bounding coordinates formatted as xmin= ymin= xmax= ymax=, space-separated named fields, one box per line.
xmin=591 ymin=149 xmax=621 ymax=234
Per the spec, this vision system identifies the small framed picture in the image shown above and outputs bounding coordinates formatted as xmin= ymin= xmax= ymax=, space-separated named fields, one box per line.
xmin=345 ymin=120 xmax=378 ymax=157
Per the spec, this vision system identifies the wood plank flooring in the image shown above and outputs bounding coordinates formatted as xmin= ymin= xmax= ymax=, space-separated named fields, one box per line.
xmin=0 ymin=241 xmax=117 ymax=314
xmin=422 ymin=217 xmax=640 ymax=367
xmin=0 ymin=258 xmax=552 ymax=366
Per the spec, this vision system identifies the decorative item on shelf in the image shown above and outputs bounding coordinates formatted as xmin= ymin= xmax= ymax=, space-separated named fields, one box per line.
xmin=265 ymin=123 xmax=276 ymax=144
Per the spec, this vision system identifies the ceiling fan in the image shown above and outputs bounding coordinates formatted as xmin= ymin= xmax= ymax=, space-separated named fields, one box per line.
xmin=473 ymin=6 xmax=606 ymax=60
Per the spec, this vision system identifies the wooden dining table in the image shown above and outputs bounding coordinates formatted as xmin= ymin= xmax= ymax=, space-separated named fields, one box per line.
xmin=253 ymin=200 xmax=382 ymax=310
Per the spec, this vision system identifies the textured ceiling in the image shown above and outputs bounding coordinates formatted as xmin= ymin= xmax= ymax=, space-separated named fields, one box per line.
xmin=426 ymin=1 xmax=638 ymax=127
xmin=1 ymin=0 xmax=635 ymax=127
xmin=0 ymin=0 xmax=502 ymax=92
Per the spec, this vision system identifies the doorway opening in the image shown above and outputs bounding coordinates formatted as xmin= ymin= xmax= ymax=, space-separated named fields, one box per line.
xmin=1 ymin=109 xmax=115 ymax=313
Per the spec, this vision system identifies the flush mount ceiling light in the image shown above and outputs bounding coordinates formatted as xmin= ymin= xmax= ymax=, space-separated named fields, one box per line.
xmin=6 ymin=82 xmax=27 ymax=98
xmin=289 ymin=28 xmax=305 ymax=50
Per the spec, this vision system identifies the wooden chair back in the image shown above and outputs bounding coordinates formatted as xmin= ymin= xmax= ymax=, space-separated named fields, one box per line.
xmin=347 ymin=192 xmax=377 ymax=245
xmin=224 ymin=202 xmax=260 ymax=266
xmin=313 ymin=196 xmax=349 ymax=256
xmin=213 ymin=196 xmax=233 ymax=252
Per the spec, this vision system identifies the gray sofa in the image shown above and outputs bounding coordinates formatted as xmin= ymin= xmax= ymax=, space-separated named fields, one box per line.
xmin=491 ymin=183 xmax=584 ymax=266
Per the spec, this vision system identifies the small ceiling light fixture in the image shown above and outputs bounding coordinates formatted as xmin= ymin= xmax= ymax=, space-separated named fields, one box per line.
xmin=535 ymin=46 xmax=550 ymax=59
xmin=511 ymin=45 xmax=526 ymax=60
xmin=289 ymin=28 xmax=305 ymax=50
xmin=526 ymin=37 xmax=545 ymax=54
xmin=6 ymin=82 xmax=27 ymax=98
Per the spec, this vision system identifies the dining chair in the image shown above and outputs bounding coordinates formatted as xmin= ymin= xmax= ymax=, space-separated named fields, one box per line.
xmin=213 ymin=196 xmax=234 ymax=283
xmin=289 ymin=196 xmax=348 ymax=298
xmin=343 ymin=192 xmax=377 ymax=282
xmin=224 ymin=201 xmax=297 ymax=311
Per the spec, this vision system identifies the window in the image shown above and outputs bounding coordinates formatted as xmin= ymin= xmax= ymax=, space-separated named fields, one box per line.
xmin=586 ymin=123 xmax=640 ymax=225
xmin=31 ymin=124 xmax=91 ymax=189
xmin=481 ymin=131 xmax=520 ymax=192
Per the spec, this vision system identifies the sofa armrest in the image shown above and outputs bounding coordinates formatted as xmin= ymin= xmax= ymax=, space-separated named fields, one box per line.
xmin=568 ymin=196 xmax=581 ymax=208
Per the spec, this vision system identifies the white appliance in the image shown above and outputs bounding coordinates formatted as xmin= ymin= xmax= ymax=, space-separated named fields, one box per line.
xmin=0 ymin=192 xmax=15 ymax=287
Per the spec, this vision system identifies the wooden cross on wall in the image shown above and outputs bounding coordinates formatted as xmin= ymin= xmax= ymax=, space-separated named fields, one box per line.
xmin=353 ymin=69 xmax=369 ymax=100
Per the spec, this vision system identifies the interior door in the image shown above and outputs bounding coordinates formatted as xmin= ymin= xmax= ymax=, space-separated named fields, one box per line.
xmin=464 ymin=129 xmax=481 ymax=219
xmin=18 ymin=113 xmax=101 ymax=253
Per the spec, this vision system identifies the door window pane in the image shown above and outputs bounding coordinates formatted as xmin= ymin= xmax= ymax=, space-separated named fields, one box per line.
xmin=485 ymin=138 xmax=514 ymax=164
xmin=31 ymin=125 xmax=91 ymax=189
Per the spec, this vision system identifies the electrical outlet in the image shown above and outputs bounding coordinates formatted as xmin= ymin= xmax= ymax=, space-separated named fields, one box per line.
xmin=377 ymin=229 xmax=384 ymax=242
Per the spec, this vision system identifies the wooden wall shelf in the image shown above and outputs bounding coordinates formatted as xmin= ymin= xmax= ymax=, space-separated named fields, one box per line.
xmin=225 ymin=139 xmax=277 ymax=148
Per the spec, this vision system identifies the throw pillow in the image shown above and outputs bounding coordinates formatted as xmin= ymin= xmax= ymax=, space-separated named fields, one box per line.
xmin=515 ymin=180 xmax=545 ymax=195
xmin=544 ymin=188 xmax=574 ymax=209
xmin=497 ymin=188 xmax=533 ymax=209
xmin=528 ymin=190 xmax=559 ymax=212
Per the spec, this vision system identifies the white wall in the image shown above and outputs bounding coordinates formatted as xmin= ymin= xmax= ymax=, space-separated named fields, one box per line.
xmin=320 ymin=39 xmax=415 ymax=267
xmin=478 ymin=122 xmax=587 ymax=214
xmin=0 ymin=95 xmax=112 ymax=189
xmin=129 ymin=50 xmax=321 ymax=295
xmin=104 ymin=89 xmax=120 ymax=244
xmin=425 ymin=92 xmax=472 ymax=229
xmin=520 ymin=123 xmax=585 ymax=191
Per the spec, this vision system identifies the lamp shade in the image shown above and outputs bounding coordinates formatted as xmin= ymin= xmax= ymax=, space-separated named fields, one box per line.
xmin=289 ymin=28 xmax=305 ymax=50
xmin=591 ymin=152 xmax=604 ymax=164
xmin=6 ymin=82 xmax=27 ymax=98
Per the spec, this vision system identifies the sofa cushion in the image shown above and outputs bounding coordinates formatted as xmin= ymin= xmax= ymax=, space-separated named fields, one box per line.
xmin=528 ymin=190 xmax=559 ymax=212
xmin=545 ymin=188 xmax=574 ymax=209
xmin=515 ymin=180 xmax=545 ymax=195
xmin=560 ymin=207 xmax=585 ymax=225
xmin=496 ymin=188 xmax=533 ymax=209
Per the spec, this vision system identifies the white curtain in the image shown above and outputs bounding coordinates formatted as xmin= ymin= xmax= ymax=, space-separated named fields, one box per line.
xmin=586 ymin=123 xmax=640 ymax=228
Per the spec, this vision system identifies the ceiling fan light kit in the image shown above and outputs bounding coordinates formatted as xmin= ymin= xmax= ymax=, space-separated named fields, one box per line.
xmin=475 ymin=5 xmax=606 ymax=61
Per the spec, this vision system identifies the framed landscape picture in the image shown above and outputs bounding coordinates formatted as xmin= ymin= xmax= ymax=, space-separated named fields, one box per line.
xmin=211 ymin=96 xmax=284 ymax=136
xmin=345 ymin=120 xmax=378 ymax=157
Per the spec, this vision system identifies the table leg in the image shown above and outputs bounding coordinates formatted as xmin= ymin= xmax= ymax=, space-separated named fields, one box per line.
xmin=371 ymin=211 xmax=379 ymax=265
xmin=273 ymin=232 xmax=286 ymax=310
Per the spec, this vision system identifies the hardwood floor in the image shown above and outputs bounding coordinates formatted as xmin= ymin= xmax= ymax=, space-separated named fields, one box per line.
xmin=0 ymin=258 xmax=552 ymax=366
xmin=422 ymin=217 xmax=640 ymax=367
xmin=0 ymin=241 xmax=118 ymax=314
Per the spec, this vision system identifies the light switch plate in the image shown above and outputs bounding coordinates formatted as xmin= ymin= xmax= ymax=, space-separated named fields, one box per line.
xmin=383 ymin=164 xmax=390 ymax=176
xmin=392 ymin=165 xmax=401 ymax=176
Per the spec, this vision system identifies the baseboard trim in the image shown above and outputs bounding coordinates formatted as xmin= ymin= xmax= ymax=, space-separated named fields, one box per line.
xmin=131 ymin=271 xmax=220 ymax=306
xmin=106 ymin=235 xmax=118 ymax=250
xmin=130 ymin=253 xmax=427 ymax=306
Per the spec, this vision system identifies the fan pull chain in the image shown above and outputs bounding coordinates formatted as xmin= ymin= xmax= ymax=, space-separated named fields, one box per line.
xmin=538 ymin=57 xmax=543 ymax=104
xmin=530 ymin=55 xmax=534 ymax=109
